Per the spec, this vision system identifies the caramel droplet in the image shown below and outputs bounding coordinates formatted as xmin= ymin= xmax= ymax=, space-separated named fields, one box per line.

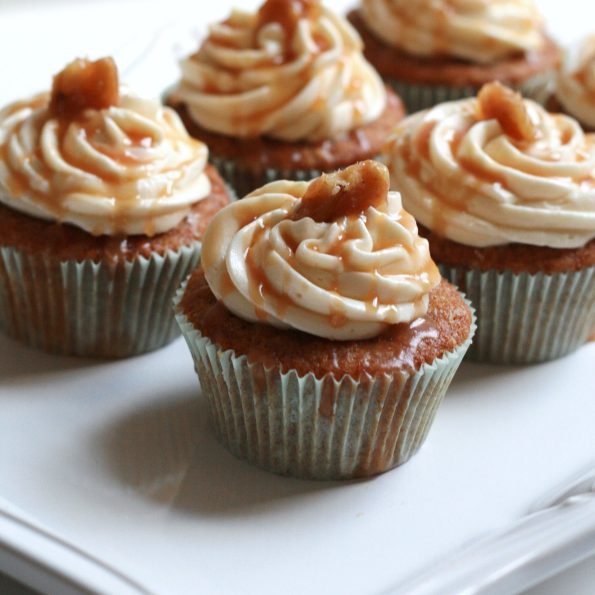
xmin=291 ymin=160 xmax=390 ymax=223
xmin=477 ymin=81 xmax=537 ymax=142
xmin=49 ymin=57 xmax=119 ymax=119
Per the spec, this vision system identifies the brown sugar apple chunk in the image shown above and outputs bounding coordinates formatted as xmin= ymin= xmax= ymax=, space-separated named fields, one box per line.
xmin=291 ymin=160 xmax=390 ymax=223
xmin=49 ymin=57 xmax=119 ymax=119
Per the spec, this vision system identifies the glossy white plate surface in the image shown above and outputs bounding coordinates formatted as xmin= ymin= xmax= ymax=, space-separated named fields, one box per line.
xmin=0 ymin=1 xmax=594 ymax=594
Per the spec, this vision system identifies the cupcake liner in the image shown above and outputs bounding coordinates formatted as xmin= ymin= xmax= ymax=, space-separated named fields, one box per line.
xmin=211 ymin=155 xmax=325 ymax=199
xmin=388 ymin=71 xmax=555 ymax=113
xmin=174 ymin=286 xmax=475 ymax=480
xmin=439 ymin=264 xmax=595 ymax=365
xmin=0 ymin=242 xmax=201 ymax=358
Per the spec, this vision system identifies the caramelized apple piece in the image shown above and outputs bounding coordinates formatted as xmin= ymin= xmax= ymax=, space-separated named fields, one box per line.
xmin=257 ymin=0 xmax=320 ymax=36
xmin=291 ymin=160 xmax=390 ymax=223
xmin=49 ymin=57 xmax=119 ymax=119
xmin=478 ymin=81 xmax=537 ymax=142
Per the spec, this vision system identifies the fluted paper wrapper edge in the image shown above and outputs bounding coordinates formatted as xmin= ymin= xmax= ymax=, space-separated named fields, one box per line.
xmin=174 ymin=285 xmax=475 ymax=480
xmin=0 ymin=242 xmax=201 ymax=357
xmin=439 ymin=265 xmax=595 ymax=365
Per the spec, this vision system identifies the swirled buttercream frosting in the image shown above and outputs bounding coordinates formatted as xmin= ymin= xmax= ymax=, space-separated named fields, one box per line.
xmin=176 ymin=0 xmax=386 ymax=142
xmin=201 ymin=161 xmax=441 ymax=340
xmin=360 ymin=0 xmax=545 ymax=64
xmin=556 ymin=36 xmax=595 ymax=130
xmin=0 ymin=57 xmax=211 ymax=237
xmin=384 ymin=82 xmax=595 ymax=249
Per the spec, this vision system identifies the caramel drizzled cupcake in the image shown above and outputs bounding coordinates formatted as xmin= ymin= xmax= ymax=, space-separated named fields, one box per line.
xmin=348 ymin=0 xmax=560 ymax=112
xmin=175 ymin=161 xmax=475 ymax=479
xmin=0 ymin=57 xmax=231 ymax=357
xmin=552 ymin=36 xmax=595 ymax=131
xmin=384 ymin=82 xmax=595 ymax=364
xmin=167 ymin=0 xmax=405 ymax=197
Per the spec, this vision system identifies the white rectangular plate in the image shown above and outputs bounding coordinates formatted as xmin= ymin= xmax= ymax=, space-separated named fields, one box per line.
xmin=0 ymin=1 xmax=594 ymax=594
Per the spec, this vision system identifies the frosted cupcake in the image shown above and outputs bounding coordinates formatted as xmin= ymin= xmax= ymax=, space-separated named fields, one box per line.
xmin=0 ymin=57 xmax=231 ymax=357
xmin=552 ymin=36 xmax=595 ymax=131
xmin=384 ymin=82 xmax=595 ymax=364
xmin=175 ymin=161 xmax=474 ymax=479
xmin=168 ymin=0 xmax=405 ymax=197
xmin=348 ymin=0 xmax=559 ymax=112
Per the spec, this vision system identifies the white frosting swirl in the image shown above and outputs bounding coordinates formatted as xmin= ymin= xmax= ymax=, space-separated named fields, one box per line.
xmin=176 ymin=5 xmax=386 ymax=142
xmin=360 ymin=0 xmax=545 ymax=64
xmin=384 ymin=98 xmax=595 ymax=248
xmin=0 ymin=91 xmax=211 ymax=236
xmin=201 ymin=180 xmax=440 ymax=340
xmin=556 ymin=36 xmax=595 ymax=130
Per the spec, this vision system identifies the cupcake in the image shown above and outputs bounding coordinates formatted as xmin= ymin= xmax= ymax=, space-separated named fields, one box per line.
xmin=167 ymin=0 xmax=405 ymax=198
xmin=0 ymin=57 xmax=232 ymax=357
xmin=348 ymin=0 xmax=560 ymax=112
xmin=551 ymin=36 xmax=595 ymax=131
xmin=383 ymin=82 xmax=595 ymax=364
xmin=175 ymin=161 xmax=474 ymax=480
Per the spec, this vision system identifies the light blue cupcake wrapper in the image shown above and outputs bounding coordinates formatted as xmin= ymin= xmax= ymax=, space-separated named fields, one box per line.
xmin=211 ymin=155 xmax=325 ymax=200
xmin=0 ymin=242 xmax=201 ymax=358
xmin=440 ymin=265 xmax=595 ymax=365
xmin=388 ymin=71 xmax=555 ymax=113
xmin=174 ymin=282 xmax=476 ymax=480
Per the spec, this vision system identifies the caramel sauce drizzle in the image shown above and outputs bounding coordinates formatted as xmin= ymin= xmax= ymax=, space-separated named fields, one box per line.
xmin=240 ymin=161 xmax=437 ymax=328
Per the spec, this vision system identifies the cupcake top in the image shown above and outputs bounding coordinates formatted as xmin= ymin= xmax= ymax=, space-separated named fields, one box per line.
xmin=556 ymin=36 xmax=595 ymax=130
xmin=0 ymin=57 xmax=211 ymax=237
xmin=360 ymin=0 xmax=545 ymax=64
xmin=176 ymin=0 xmax=386 ymax=142
xmin=384 ymin=82 xmax=595 ymax=249
xmin=201 ymin=160 xmax=440 ymax=341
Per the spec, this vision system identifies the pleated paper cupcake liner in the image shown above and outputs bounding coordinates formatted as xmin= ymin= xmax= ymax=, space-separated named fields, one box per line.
xmin=439 ymin=265 xmax=595 ymax=365
xmin=174 ymin=287 xmax=476 ymax=480
xmin=388 ymin=71 xmax=555 ymax=113
xmin=211 ymin=155 xmax=326 ymax=199
xmin=0 ymin=242 xmax=201 ymax=358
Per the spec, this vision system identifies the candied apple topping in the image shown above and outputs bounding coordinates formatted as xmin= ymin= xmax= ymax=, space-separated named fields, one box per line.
xmin=477 ymin=81 xmax=537 ymax=142
xmin=49 ymin=57 xmax=119 ymax=119
xmin=291 ymin=160 xmax=390 ymax=223
xmin=257 ymin=0 xmax=321 ymax=38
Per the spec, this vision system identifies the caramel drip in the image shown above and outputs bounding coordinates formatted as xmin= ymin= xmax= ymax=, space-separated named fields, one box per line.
xmin=402 ymin=121 xmax=494 ymax=237
xmin=246 ymin=223 xmax=294 ymax=321
xmin=573 ymin=68 xmax=595 ymax=104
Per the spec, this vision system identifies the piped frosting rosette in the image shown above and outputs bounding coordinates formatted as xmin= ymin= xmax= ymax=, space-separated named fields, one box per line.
xmin=385 ymin=84 xmax=595 ymax=248
xmin=176 ymin=0 xmax=386 ymax=142
xmin=360 ymin=0 xmax=545 ymax=64
xmin=201 ymin=161 xmax=440 ymax=340
xmin=556 ymin=36 xmax=595 ymax=130
xmin=0 ymin=58 xmax=211 ymax=237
